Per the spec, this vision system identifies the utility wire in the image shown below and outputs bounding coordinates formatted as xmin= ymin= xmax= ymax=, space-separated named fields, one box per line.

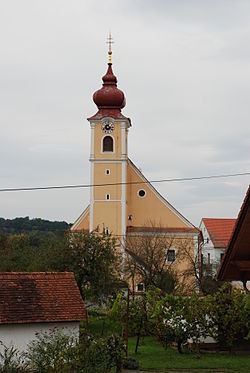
xmin=0 ymin=171 xmax=249 ymax=193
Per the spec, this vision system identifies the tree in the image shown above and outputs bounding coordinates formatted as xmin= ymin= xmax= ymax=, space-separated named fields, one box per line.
xmin=209 ymin=283 xmax=250 ymax=350
xmin=125 ymin=227 xmax=198 ymax=294
xmin=0 ymin=232 xmax=69 ymax=272
xmin=152 ymin=292 xmax=212 ymax=353
xmin=67 ymin=230 xmax=122 ymax=303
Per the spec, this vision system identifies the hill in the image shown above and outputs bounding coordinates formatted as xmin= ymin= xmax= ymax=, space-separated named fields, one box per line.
xmin=0 ymin=216 xmax=71 ymax=236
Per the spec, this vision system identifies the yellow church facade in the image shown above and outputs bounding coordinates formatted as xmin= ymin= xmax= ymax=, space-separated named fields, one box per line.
xmin=72 ymin=44 xmax=200 ymax=292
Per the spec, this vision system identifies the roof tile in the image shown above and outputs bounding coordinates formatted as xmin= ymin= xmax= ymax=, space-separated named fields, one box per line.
xmin=202 ymin=218 xmax=236 ymax=248
xmin=0 ymin=272 xmax=86 ymax=325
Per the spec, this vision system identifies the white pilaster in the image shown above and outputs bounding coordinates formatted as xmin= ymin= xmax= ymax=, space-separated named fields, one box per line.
xmin=89 ymin=123 xmax=95 ymax=231
xmin=121 ymin=122 xmax=128 ymax=277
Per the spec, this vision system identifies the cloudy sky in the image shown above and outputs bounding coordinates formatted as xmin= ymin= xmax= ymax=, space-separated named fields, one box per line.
xmin=0 ymin=0 xmax=250 ymax=226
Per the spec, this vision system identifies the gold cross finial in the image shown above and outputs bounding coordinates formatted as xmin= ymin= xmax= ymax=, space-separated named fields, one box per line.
xmin=106 ymin=32 xmax=114 ymax=64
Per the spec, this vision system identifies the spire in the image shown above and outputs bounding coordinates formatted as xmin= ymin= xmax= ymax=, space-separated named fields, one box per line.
xmin=106 ymin=32 xmax=114 ymax=64
xmin=89 ymin=35 xmax=126 ymax=120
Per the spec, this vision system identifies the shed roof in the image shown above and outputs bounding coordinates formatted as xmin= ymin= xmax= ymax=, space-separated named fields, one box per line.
xmin=0 ymin=272 xmax=86 ymax=325
xmin=202 ymin=218 xmax=236 ymax=248
xmin=217 ymin=186 xmax=250 ymax=281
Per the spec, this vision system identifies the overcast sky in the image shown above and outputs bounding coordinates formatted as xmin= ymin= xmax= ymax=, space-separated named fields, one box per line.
xmin=0 ymin=0 xmax=250 ymax=226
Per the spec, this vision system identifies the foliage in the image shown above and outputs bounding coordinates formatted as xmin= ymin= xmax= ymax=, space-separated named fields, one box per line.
xmin=0 ymin=216 xmax=70 ymax=236
xmin=209 ymin=283 xmax=250 ymax=349
xmin=0 ymin=341 xmax=26 ymax=373
xmin=26 ymin=327 xmax=78 ymax=372
xmin=0 ymin=231 xmax=72 ymax=273
xmin=109 ymin=292 xmax=150 ymax=339
xmin=152 ymin=293 xmax=212 ymax=353
xmin=68 ymin=230 xmax=122 ymax=303
xmin=26 ymin=328 xmax=124 ymax=373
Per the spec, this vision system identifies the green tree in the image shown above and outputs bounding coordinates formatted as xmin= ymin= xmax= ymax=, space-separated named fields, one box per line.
xmin=209 ymin=283 xmax=250 ymax=350
xmin=68 ymin=230 xmax=122 ymax=303
xmin=152 ymin=293 xmax=211 ymax=353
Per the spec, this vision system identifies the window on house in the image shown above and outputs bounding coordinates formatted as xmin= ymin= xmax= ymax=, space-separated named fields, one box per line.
xmin=208 ymin=253 xmax=210 ymax=265
xmin=206 ymin=238 xmax=209 ymax=243
xmin=105 ymin=169 xmax=110 ymax=175
xmin=136 ymin=283 xmax=144 ymax=292
xmin=220 ymin=253 xmax=224 ymax=262
xmin=103 ymin=136 xmax=113 ymax=152
xmin=166 ymin=249 xmax=176 ymax=262
xmin=106 ymin=194 xmax=110 ymax=200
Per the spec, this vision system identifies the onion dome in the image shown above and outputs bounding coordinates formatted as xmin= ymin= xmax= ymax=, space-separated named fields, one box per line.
xmin=93 ymin=63 xmax=126 ymax=112
xmin=88 ymin=34 xmax=128 ymax=120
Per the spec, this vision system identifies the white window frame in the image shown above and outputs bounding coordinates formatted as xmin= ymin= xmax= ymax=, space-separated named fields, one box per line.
xmin=166 ymin=249 xmax=176 ymax=263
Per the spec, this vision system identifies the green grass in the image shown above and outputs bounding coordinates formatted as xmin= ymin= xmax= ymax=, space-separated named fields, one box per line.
xmin=87 ymin=315 xmax=250 ymax=372
xmin=128 ymin=337 xmax=250 ymax=372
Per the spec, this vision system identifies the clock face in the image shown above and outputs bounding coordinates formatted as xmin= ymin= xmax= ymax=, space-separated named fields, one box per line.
xmin=102 ymin=119 xmax=114 ymax=133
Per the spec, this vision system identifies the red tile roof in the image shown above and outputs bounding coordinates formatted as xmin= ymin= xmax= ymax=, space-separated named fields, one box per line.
xmin=0 ymin=272 xmax=86 ymax=325
xmin=202 ymin=218 xmax=236 ymax=248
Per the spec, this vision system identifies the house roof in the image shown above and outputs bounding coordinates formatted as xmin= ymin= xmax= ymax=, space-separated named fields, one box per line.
xmin=202 ymin=218 xmax=236 ymax=248
xmin=0 ymin=272 xmax=87 ymax=325
xmin=217 ymin=186 xmax=250 ymax=281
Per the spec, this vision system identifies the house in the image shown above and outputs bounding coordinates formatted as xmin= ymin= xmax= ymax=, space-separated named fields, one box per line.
xmin=199 ymin=218 xmax=236 ymax=276
xmin=0 ymin=272 xmax=87 ymax=352
xmin=72 ymin=37 xmax=200 ymax=292
xmin=217 ymin=186 xmax=250 ymax=293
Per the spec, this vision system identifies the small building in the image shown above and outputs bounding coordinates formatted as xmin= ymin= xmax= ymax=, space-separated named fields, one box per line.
xmin=0 ymin=272 xmax=86 ymax=352
xmin=217 ymin=186 xmax=250 ymax=292
xmin=199 ymin=218 xmax=236 ymax=276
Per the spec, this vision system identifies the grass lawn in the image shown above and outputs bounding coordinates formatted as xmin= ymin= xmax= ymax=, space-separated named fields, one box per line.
xmin=87 ymin=314 xmax=250 ymax=372
xmin=128 ymin=337 xmax=250 ymax=372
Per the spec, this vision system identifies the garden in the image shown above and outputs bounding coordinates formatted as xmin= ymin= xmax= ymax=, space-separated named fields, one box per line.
xmin=1 ymin=283 xmax=250 ymax=372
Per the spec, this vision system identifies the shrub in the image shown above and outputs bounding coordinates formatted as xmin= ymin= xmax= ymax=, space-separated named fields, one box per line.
xmin=209 ymin=283 xmax=250 ymax=349
xmin=79 ymin=334 xmax=124 ymax=373
xmin=26 ymin=327 xmax=78 ymax=372
xmin=26 ymin=328 xmax=124 ymax=373
xmin=0 ymin=341 xmax=26 ymax=372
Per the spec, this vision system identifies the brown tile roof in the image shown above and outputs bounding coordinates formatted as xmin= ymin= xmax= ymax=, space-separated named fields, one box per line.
xmin=202 ymin=218 xmax=236 ymax=248
xmin=0 ymin=272 xmax=86 ymax=325
xmin=217 ymin=186 xmax=250 ymax=281
xmin=127 ymin=226 xmax=199 ymax=234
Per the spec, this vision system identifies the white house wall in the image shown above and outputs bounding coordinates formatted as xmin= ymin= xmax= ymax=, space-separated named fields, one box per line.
xmin=0 ymin=321 xmax=80 ymax=354
xmin=199 ymin=221 xmax=225 ymax=275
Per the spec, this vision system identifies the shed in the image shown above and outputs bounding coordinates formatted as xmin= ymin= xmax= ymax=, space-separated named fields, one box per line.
xmin=0 ymin=272 xmax=86 ymax=352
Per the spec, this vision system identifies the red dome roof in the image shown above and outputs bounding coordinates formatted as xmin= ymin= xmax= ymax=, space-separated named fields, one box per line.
xmin=91 ymin=63 xmax=126 ymax=119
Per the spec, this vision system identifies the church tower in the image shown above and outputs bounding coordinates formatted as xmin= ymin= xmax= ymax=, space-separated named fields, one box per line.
xmin=72 ymin=37 xmax=200 ymax=289
xmin=87 ymin=35 xmax=130 ymax=239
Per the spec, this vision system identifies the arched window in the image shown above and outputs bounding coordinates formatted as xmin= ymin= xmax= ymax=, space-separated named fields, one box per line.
xmin=103 ymin=136 xmax=113 ymax=152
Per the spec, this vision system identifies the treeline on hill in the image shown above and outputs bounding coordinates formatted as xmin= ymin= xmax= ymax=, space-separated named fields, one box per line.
xmin=0 ymin=216 xmax=71 ymax=236
xmin=0 ymin=216 xmax=72 ymax=275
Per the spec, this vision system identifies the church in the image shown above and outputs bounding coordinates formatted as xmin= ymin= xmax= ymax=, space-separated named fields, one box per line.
xmin=72 ymin=39 xmax=200 ymax=292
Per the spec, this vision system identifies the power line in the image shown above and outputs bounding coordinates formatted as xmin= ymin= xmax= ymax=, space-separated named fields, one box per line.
xmin=0 ymin=171 xmax=249 ymax=193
